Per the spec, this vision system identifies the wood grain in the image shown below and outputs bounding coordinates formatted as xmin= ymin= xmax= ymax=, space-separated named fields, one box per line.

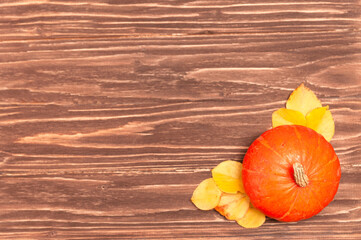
xmin=0 ymin=0 xmax=360 ymax=239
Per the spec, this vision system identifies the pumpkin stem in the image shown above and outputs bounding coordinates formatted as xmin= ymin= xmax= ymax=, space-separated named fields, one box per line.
xmin=293 ymin=163 xmax=309 ymax=187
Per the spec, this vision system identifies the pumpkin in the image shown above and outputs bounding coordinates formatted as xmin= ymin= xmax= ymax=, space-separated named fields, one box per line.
xmin=242 ymin=125 xmax=341 ymax=222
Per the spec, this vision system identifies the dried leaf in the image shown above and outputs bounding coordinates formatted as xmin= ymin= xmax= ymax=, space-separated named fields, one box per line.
xmin=286 ymin=83 xmax=322 ymax=116
xmin=237 ymin=207 xmax=266 ymax=228
xmin=215 ymin=193 xmax=250 ymax=220
xmin=272 ymin=108 xmax=306 ymax=128
xmin=306 ymin=106 xmax=335 ymax=141
xmin=191 ymin=178 xmax=222 ymax=210
xmin=212 ymin=160 xmax=244 ymax=194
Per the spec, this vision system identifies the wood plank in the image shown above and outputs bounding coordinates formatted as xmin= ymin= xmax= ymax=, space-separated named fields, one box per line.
xmin=0 ymin=0 xmax=360 ymax=239
xmin=0 ymin=0 xmax=359 ymax=40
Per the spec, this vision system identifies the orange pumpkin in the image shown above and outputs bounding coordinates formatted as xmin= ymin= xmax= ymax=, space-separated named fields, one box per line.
xmin=242 ymin=125 xmax=341 ymax=222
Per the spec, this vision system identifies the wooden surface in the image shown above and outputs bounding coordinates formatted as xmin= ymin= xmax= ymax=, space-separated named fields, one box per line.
xmin=0 ymin=0 xmax=360 ymax=239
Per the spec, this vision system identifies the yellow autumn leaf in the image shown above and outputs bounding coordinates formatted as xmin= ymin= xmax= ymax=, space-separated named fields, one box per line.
xmin=212 ymin=160 xmax=244 ymax=194
xmin=272 ymin=108 xmax=306 ymax=128
xmin=215 ymin=193 xmax=250 ymax=220
xmin=306 ymin=106 xmax=335 ymax=142
xmin=191 ymin=178 xmax=222 ymax=210
xmin=237 ymin=207 xmax=266 ymax=228
xmin=286 ymin=83 xmax=322 ymax=116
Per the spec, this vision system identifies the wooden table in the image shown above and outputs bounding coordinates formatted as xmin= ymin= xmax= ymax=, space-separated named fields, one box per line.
xmin=0 ymin=1 xmax=360 ymax=239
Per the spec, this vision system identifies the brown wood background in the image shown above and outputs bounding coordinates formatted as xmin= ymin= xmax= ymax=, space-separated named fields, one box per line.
xmin=0 ymin=0 xmax=360 ymax=239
